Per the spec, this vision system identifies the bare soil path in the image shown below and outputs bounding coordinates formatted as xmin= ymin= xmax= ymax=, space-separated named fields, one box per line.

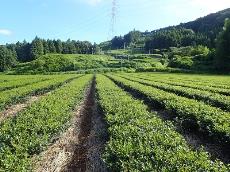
xmin=110 ymin=77 xmax=230 ymax=164
xmin=34 ymin=77 xmax=108 ymax=172
xmin=0 ymin=76 xmax=79 ymax=123
xmin=0 ymin=94 xmax=47 ymax=123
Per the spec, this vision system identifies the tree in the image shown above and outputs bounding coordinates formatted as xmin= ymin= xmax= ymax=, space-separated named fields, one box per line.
xmin=215 ymin=18 xmax=230 ymax=72
xmin=1 ymin=38 xmax=94 ymax=62
xmin=68 ymin=39 xmax=77 ymax=54
xmin=0 ymin=46 xmax=17 ymax=71
xmin=15 ymin=40 xmax=31 ymax=62
xmin=111 ymin=36 xmax=124 ymax=49
xmin=55 ymin=39 xmax=63 ymax=53
xmin=93 ymin=43 xmax=101 ymax=54
xmin=42 ymin=39 xmax=50 ymax=54
xmin=124 ymin=30 xmax=141 ymax=46
xmin=47 ymin=40 xmax=56 ymax=53
xmin=30 ymin=37 xmax=44 ymax=60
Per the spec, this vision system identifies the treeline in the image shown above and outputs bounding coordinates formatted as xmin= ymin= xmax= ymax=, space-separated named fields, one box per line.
xmin=179 ymin=8 xmax=230 ymax=46
xmin=145 ymin=28 xmax=210 ymax=51
xmin=106 ymin=8 xmax=230 ymax=51
xmin=0 ymin=37 xmax=97 ymax=71
xmin=160 ymin=19 xmax=230 ymax=72
xmin=99 ymin=30 xmax=144 ymax=51
xmin=7 ymin=37 xmax=96 ymax=62
xmin=108 ymin=18 xmax=230 ymax=72
xmin=109 ymin=28 xmax=210 ymax=52
xmin=0 ymin=46 xmax=17 ymax=72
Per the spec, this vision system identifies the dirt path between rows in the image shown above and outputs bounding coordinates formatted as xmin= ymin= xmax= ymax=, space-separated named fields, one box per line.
xmin=0 ymin=76 xmax=80 ymax=124
xmin=0 ymin=94 xmax=47 ymax=123
xmin=33 ymin=77 xmax=108 ymax=172
xmin=110 ymin=77 xmax=230 ymax=164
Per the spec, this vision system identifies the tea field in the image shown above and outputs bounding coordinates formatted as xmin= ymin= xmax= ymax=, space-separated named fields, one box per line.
xmin=0 ymin=72 xmax=229 ymax=171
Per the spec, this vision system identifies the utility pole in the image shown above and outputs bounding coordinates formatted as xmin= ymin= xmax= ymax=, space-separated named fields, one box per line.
xmin=123 ymin=42 xmax=126 ymax=49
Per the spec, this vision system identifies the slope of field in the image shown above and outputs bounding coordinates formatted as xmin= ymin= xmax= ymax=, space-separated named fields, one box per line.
xmin=0 ymin=72 xmax=229 ymax=171
xmin=96 ymin=74 xmax=229 ymax=171
xmin=0 ymin=74 xmax=80 ymax=112
xmin=13 ymin=54 xmax=115 ymax=74
xmin=0 ymin=74 xmax=92 ymax=171
xmin=11 ymin=53 xmax=164 ymax=74
xmin=108 ymin=74 xmax=230 ymax=142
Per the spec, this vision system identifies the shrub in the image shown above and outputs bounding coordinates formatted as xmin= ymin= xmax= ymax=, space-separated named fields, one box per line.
xmin=169 ymin=55 xmax=193 ymax=69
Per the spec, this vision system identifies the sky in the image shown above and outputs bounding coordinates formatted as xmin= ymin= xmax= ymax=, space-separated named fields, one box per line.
xmin=0 ymin=0 xmax=230 ymax=44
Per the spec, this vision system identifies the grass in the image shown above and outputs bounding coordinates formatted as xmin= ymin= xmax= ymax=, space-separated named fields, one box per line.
xmin=10 ymin=53 xmax=164 ymax=74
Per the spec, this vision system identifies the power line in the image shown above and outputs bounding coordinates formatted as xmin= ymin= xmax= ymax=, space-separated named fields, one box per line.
xmin=108 ymin=0 xmax=118 ymax=40
xmin=52 ymin=2 xmax=110 ymax=39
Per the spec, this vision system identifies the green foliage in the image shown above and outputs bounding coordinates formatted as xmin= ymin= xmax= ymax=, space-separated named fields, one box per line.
xmin=14 ymin=41 xmax=31 ymax=62
xmin=124 ymin=30 xmax=142 ymax=46
xmin=169 ymin=55 xmax=194 ymax=69
xmin=0 ymin=75 xmax=49 ymax=91
xmin=215 ymin=18 xmax=230 ymax=72
xmin=109 ymin=75 xmax=230 ymax=145
xmin=168 ymin=46 xmax=210 ymax=58
xmin=145 ymin=28 xmax=210 ymax=51
xmin=191 ymin=45 xmax=210 ymax=56
xmin=3 ymin=38 xmax=96 ymax=63
xmin=136 ymin=67 xmax=191 ymax=73
xmin=12 ymin=53 xmax=164 ymax=74
xmin=97 ymin=75 xmax=228 ymax=171
xmin=47 ymin=39 xmax=56 ymax=53
xmin=166 ymin=46 xmax=213 ymax=70
xmin=42 ymin=39 xmax=50 ymax=54
xmin=0 ymin=75 xmax=78 ymax=111
xmin=0 ymin=75 xmax=92 ymax=171
xmin=54 ymin=39 xmax=63 ymax=53
xmin=30 ymin=37 xmax=44 ymax=60
xmin=13 ymin=54 xmax=115 ymax=73
xmin=180 ymin=8 xmax=230 ymax=46
xmin=31 ymin=54 xmax=74 ymax=72
xmin=102 ymin=9 xmax=230 ymax=73
xmin=111 ymin=36 xmax=124 ymax=49
xmin=0 ymin=46 xmax=17 ymax=71
xmin=119 ymin=74 xmax=230 ymax=111
xmin=107 ymin=49 xmax=131 ymax=55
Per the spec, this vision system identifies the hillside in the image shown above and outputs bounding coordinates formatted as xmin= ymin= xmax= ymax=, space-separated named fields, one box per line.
xmin=1 ymin=2 xmax=230 ymax=171
xmin=13 ymin=54 xmax=115 ymax=73
xmin=11 ymin=53 xmax=163 ymax=74
xmin=101 ymin=8 xmax=230 ymax=51
xmin=1 ymin=8 xmax=229 ymax=74
xmin=0 ymin=72 xmax=230 ymax=170
xmin=179 ymin=8 xmax=230 ymax=41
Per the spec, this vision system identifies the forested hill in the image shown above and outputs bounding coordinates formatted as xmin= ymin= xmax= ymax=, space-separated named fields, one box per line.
xmin=104 ymin=8 xmax=230 ymax=51
xmin=179 ymin=8 xmax=230 ymax=35
xmin=178 ymin=8 xmax=230 ymax=45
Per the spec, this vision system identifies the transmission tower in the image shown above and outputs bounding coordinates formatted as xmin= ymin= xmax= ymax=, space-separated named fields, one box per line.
xmin=109 ymin=0 xmax=117 ymax=39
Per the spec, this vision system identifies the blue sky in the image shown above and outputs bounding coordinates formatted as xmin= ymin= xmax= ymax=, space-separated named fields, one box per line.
xmin=0 ymin=0 xmax=230 ymax=44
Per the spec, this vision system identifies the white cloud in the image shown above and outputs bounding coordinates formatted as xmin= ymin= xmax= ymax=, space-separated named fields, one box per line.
xmin=0 ymin=29 xmax=12 ymax=36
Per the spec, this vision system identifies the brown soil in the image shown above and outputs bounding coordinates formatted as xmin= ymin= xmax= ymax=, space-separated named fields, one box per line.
xmin=62 ymin=79 xmax=95 ymax=172
xmin=0 ymin=76 xmax=80 ymax=124
xmin=33 ymin=77 xmax=107 ymax=172
xmin=110 ymin=77 xmax=230 ymax=164
xmin=33 ymin=105 xmax=83 ymax=172
xmin=0 ymin=95 xmax=45 ymax=123
xmin=179 ymin=127 xmax=230 ymax=164
xmin=85 ymin=98 xmax=108 ymax=172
